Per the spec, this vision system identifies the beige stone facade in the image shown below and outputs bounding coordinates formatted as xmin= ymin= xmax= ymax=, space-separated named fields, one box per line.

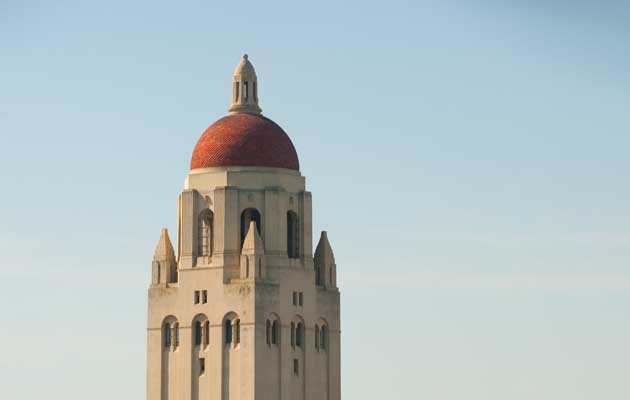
xmin=146 ymin=56 xmax=341 ymax=400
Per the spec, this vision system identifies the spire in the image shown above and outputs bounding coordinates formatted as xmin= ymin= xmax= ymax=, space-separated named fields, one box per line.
xmin=242 ymin=221 xmax=265 ymax=255
xmin=314 ymin=231 xmax=337 ymax=288
xmin=314 ymin=231 xmax=335 ymax=266
xmin=240 ymin=220 xmax=266 ymax=280
xmin=153 ymin=228 xmax=175 ymax=261
xmin=228 ymin=54 xmax=262 ymax=115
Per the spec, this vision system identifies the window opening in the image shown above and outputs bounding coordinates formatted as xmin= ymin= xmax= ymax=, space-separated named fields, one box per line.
xmin=225 ymin=320 xmax=232 ymax=344
xmin=195 ymin=321 xmax=202 ymax=346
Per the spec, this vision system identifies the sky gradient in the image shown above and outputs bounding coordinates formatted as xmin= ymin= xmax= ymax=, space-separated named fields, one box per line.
xmin=1 ymin=1 xmax=629 ymax=399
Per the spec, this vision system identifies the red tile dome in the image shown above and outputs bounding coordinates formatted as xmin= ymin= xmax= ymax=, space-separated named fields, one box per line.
xmin=190 ymin=113 xmax=300 ymax=171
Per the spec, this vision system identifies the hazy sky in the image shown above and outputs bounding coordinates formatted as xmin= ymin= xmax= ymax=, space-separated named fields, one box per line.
xmin=1 ymin=1 xmax=629 ymax=399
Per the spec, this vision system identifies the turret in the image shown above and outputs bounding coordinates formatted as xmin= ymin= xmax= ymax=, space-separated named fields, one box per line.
xmin=151 ymin=228 xmax=177 ymax=285
xmin=314 ymin=231 xmax=337 ymax=289
xmin=240 ymin=220 xmax=266 ymax=280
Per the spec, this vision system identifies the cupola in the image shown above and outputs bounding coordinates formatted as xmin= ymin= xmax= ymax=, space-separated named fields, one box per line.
xmin=228 ymin=54 xmax=262 ymax=115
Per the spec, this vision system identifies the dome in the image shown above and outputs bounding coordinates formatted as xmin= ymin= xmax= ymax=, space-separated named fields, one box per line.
xmin=233 ymin=54 xmax=256 ymax=76
xmin=190 ymin=113 xmax=300 ymax=171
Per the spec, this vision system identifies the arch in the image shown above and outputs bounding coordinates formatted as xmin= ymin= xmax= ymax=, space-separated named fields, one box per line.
xmin=162 ymin=315 xmax=178 ymax=349
xmin=240 ymin=208 xmax=261 ymax=245
xmin=314 ymin=324 xmax=320 ymax=349
xmin=222 ymin=312 xmax=240 ymax=346
xmin=287 ymin=210 xmax=299 ymax=259
xmin=266 ymin=312 xmax=281 ymax=345
xmin=317 ymin=317 xmax=329 ymax=351
xmin=192 ymin=314 xmax=209 ymax=347
xmin=198 ymin=209 xmax=214 ymax=257
xmin=290 ymin=315 xmax=305 ymax=349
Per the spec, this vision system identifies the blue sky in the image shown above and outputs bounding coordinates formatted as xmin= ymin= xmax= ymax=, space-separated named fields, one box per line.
xmin=1 ymin=1 xmax=629 ymax=399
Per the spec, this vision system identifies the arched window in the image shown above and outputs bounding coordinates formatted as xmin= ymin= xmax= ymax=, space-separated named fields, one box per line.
xmin=225 ymin=320 xmax=232 ymax=344
xmin=315 ymin=265 xmax=322 ymax=286
xmin=315 ymin=324 xmax=320 ymax=349
xmin=287 ymin=211 xmax=299 ymax=259
xmin=320 ymin=325 xmax=327 ymax=350
xmin=266 ymin=320 xmax=271 ymax=345
xmin=164 ymin=323 xmax=172 ymax=348
xmin=241 ymin=208 xmax=261 ymax=245
xmin=235 ymin=319 xmax=241 ymax=344
xmin=290 ymin=322 xmax=296 ymax=347
xmin=272 ymin=320 xmax=279 ymax=344
xmin=296 ymin=323 xmax=304 ymax=348
xmin=195 ymin=321 xmax=202 ymax=346
xmin=198 ymin=210 xmax=214 ymax=257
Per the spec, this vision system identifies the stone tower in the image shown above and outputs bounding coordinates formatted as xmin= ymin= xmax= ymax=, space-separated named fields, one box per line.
xmin=146 ymin=55 xmax=341 ymax=400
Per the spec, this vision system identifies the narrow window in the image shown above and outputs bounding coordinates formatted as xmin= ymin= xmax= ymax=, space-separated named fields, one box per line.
xmin=296 ymin=323 xmax=303 ymax=348
xmin=315 ymin=266 xmax=321 ymax=286
xmin=293 ymin=359 xmax=299 ymax=375
xmin=235 ymin=319 xmax=241 ymax=344
xmin=244 ymin=81 xmax=249 ymax=100
xmin=320 ymin=326 xmax=327 ymax=350
xmin=198 ymin=210 xmax=214 ymax=257
xmin=298 ymin=292 xmax=303 ymax=306
xmin=272 ymin=320 xmax=279 ymax=344
xmin=194 ymin=291 xmax=200 ymax=304
xmin=202 ymin=290 xmax=207 ymax=304
xmin=204 ymin=320 xmax=209 ymax=346
xmin=235 ymin=82 xmax=239 ymax=101
xmin=195 ymin=321 xmax=202 ymax=346
xmin=290 ymin=322 xmax=295 ymax=347
xmin=199 ymin=358 xmax=205 ymax=374
xmin=315 ymin=324 xmax=320 ymax=349
xmin=225 ymin=320 xmax=232 ymax=344
xmin=157 ymin=265 xmax=161 ymax=283
xmin=287 ymin=211 xmax=299 ymax=258
xmin=292 ymin=291 xmax=297 ymax=306
xmin=266 ymin=320 xmax=271 ymax=345
xmin=164 ymin=323 xmax=172 ymax=347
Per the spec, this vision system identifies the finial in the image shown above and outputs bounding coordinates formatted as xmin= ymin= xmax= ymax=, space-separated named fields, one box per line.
xmin=243 ymin=53 xmax=248 ymax=61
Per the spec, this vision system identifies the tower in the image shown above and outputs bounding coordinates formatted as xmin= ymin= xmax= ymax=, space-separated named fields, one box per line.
xmin=146 ymin=55 xmax=341 ymax=400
